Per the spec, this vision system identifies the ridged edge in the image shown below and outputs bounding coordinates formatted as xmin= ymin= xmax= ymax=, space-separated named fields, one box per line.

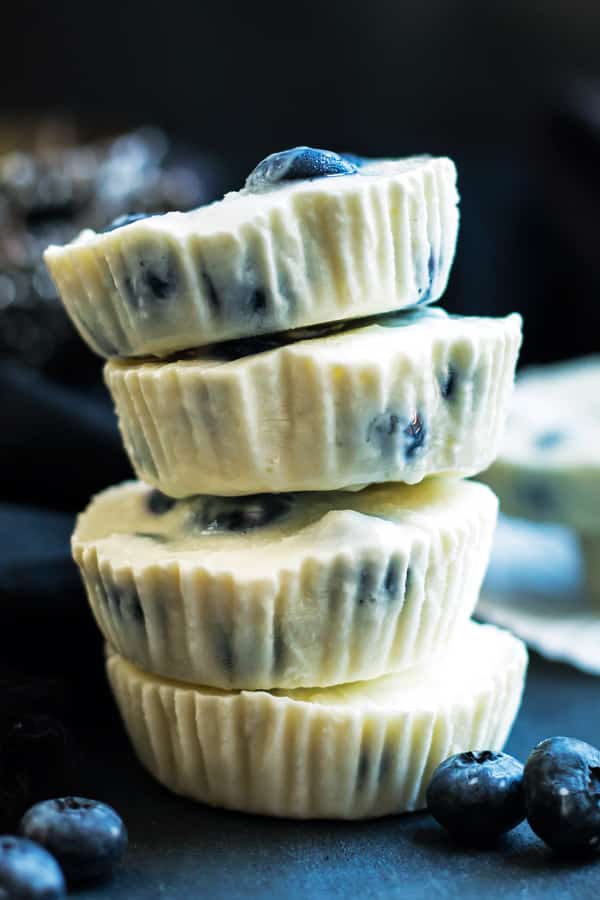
xmin=45 ymin=157 xmax=459 ymax=358
xmin=106 ymin=623 xmax=527 ymax=819
xmin=105 ymin=313 xmax=522 ymax=496
xmin=74 ymin=479 xmax=498 ymax=689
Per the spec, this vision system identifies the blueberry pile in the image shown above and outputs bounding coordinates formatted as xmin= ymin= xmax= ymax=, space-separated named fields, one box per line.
xmin=427 ymin=735 xmax=600 ymax=854
xmin=0 ymin=796 xmax=127 ymax=897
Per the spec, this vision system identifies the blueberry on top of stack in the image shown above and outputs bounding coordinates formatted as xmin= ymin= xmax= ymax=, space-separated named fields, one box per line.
xmin=45 ymin=145 xmax=527 ymax=819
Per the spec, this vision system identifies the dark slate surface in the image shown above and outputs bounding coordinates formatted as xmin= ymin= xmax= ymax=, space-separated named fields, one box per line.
xmin=72 ymin=652 xmax=600 ymax=900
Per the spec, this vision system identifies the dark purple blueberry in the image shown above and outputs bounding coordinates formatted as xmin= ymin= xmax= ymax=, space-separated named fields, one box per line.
xmin=20 ymin=797 xmax=127 ymax=883
xmin=367 ymin=410 xmax=427 ymax=461
xmin=524 ymin=736 xmax=600 ymax=854
xmin=102 ymin=212 xmax=149 ymax=233
xmin=123 ymin=249 xmax=180 ymax=312
xmin=534 ymin=430 xmax=565 ymax=451
xmin=97 ymin=579 xmax=144 ymax=626
xmin=427 ymin=750 xmax=525 ymax=843
xmin=417 ymin=249 xmax=437 ymax=304
xmin=357 ymin=564 xmax=376 ymax=605
xmin=198 ymin=494 xmax=293 ymax=532
xmin=213 ymin=626 xmax=234 ymax=675
xmin=440 ymin=366 xmax=457 ymax=400
xmin=146 ymin=489 xmax=176 ymax=515
xmin=0 ymin=836 xmax=66 ymax=899
xmin=404 ymin=413 xmax=426 ymax=459
xmin=383 ymin=559 xmax=401 ymax=597
xmin=245 ymin=146 xmax=357 ymax=192
xmin=102 ymin=212 xmax=150 ymax=233
xmin=0 ymin=715 xmax=75 ymax=831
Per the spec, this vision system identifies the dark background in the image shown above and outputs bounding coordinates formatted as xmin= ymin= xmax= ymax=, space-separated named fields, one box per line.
xmin=4 ymin=0 xmax=600 ymax=365
xmin=1 ymin=4 xmax=600 ymax=894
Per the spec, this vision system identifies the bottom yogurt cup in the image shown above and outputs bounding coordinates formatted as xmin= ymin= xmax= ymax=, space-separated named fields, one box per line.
xmin=107 ymin=621 xmax=527 ymax=820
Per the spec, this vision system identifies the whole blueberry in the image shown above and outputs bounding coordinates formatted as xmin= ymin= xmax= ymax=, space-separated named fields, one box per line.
xmin=102 ymin=212 xmax=149 ymax=233
xmin=524 ymin=736 xmax=600 ymax=854
xmin=0 ymin=836 xmax=66 ymax=899
xmin=245 ymin=146 xmax=357 ymax=192
xmin=426 ymin=750 xmax=525 ymax=842
xmin=20 ymin=797 xmax=127 ymax=883
xmin=199 ymin=494 xmax=293 ymax=532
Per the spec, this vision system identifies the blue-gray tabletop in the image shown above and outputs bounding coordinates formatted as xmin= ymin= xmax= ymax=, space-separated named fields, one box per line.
xmin=75 ymin=652 xmax=600 ymax=900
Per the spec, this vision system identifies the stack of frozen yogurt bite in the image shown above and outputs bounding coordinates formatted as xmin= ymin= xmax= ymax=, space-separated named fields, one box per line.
xmin=45 ymin=147 xmax=528 ymax=819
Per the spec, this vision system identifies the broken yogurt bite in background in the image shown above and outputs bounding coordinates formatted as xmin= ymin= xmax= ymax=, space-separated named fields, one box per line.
xmin=478 ymin=355 xmax=600 ymax=672
xmin=47 ymin=146 xmax=527 ymax=818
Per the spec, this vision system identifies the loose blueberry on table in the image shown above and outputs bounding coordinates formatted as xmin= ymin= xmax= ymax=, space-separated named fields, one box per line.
xmin=524 ymin=736 xmax=600 ymax=854
xmin=0 ymin=836 xmax=66 ymax=899
xmin=20 ymin=797 xmax=128 ymax=883
xmin=245 ymin=146 xmax=358 ymax=191
xmin=426 ymin=750 xmax=525 ymax=842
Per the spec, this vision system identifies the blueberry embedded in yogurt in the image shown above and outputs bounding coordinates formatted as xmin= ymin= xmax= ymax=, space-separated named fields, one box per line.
xmin=20 ymin=797 xmax=128 ymax=883
xmin=426 ymin=750 xmax=525 ymax=842
xmin=367 ymin=411 xmax=427 ymax=461
xmin=245 ymin=146 xmax=358 ymax=192
xmin=197 ymin=494 xmax=294 ymax=532
xmin=524 ymin=736 xmax=600 ymax=854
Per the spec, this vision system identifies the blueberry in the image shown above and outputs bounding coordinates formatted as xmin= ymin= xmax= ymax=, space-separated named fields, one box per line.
xmin=0 ymin=715 xmax=75 ymax=832
xmin=245 ymin=146 xmax=357 ymax=192
xmin=383 ymin=559 xmax=401 ymax=597
xmin=534 ymin=430 xmax=565 ymax=451
xmin=367 ymin=411 xmax=427 ymax=461
xmin=524 ymin=736 xmax=600 ymax=854
xmin=404 ymin=413 xmax=426 ymax=459
xmin=124 ymin=249 xmax=180 ymax=311
xmin=146 ymin=489 xmax=176 ymax=515
xmin=357 ymin=564 xmax=376 ymax=605
xmin=101 ymin=580 xmax=145 ymax=626
xmin=426 ymin=750 xmax=525 ymax=843
xmin=20 ymin=797 xmax=127 ymax=884
xmin=0 ymin=836 xmax=66 ymax=899
xmin=102 ymin=212 xmax=149 ymax=233
xmin=213 ymin=625 xmax=234 ymax=676
xmin=440 ymin=366 xmax=457 ymax=400
xmin=197 ymin=494 xmax=293 ymax=532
